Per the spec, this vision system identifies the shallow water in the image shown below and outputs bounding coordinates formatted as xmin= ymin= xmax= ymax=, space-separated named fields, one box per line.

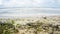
xmin=0 ymin=8 xmax=60 ymax=17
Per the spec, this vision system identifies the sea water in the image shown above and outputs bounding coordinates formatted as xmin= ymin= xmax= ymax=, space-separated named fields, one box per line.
xmin=0 ymin=8 xmax=59 ymax=18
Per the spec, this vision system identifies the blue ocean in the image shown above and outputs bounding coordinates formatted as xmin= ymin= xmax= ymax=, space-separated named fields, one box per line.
xmin=0 ymin=8 xmax=60 ymax=18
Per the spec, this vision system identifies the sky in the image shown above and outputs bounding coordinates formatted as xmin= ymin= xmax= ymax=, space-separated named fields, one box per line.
xmin=0 ymin=0 xmax=60 ymax=17
xmin=0 ymin=0 xmax=60 ymax=8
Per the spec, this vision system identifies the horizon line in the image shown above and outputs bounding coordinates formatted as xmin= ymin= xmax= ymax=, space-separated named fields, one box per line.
xmin=0 ymin=7 xmax=60 ymax=9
